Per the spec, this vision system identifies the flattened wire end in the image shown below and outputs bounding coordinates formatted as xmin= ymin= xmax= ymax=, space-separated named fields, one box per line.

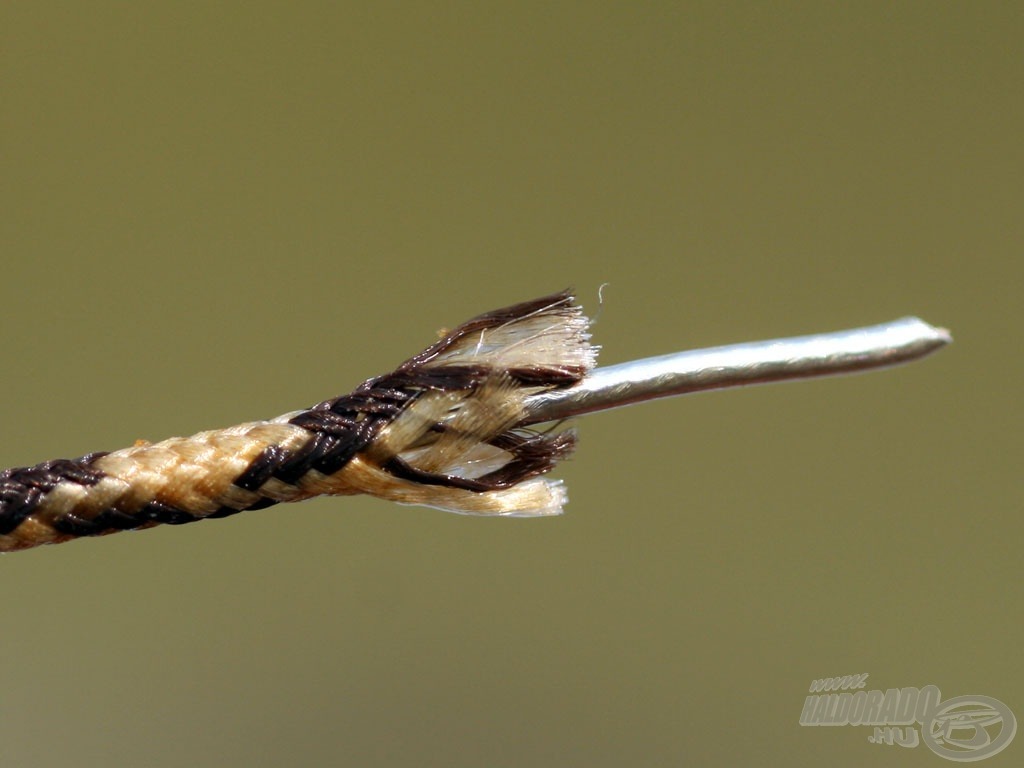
xmin=926 ymin=321 xmax=953 ymax=347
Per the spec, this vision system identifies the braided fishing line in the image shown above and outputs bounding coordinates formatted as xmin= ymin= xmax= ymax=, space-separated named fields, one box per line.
xmin=0 ymin=292 xmax=594 ymax=552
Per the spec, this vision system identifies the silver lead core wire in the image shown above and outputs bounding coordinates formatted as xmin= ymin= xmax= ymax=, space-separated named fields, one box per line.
xmin=523 ymin=317 xmax=952 ymax=424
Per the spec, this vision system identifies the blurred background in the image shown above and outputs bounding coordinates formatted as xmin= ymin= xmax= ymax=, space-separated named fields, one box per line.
xmin=1 ymin=3 xmax=1020 ymax=765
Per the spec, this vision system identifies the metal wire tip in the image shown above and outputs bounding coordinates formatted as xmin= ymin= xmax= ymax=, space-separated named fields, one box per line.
xmin=523 ymin=314 xmax=952 ymax=424
xmin=0 ymin=291 xmax=951 ymax=552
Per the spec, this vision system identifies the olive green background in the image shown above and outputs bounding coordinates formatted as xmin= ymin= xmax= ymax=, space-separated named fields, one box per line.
xmin=1 ymin=3 xmax=1020 ymax=766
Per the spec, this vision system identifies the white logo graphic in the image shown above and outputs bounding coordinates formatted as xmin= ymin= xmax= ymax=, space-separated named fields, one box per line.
xmin=799 ymin=675 xmax=1015 ymax=762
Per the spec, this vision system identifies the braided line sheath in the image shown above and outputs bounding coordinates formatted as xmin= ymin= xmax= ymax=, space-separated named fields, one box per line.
xmin=0 ymin=291 xmax=596 ymax=553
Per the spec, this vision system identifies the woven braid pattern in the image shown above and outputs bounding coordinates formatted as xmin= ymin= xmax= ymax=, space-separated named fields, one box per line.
xmin=0 ymin=291 xmax=595 ymax=553
xmin=0 ymin=379 xmax=418 ymax=551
